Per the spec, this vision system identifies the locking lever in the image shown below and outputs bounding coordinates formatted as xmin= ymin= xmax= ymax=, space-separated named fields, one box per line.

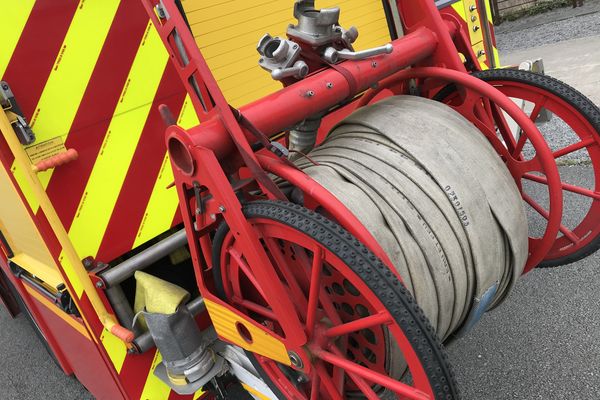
xmin=322 ymin=43 xmax=394 ymax=64
xmin=1 ymin=81 xmax=35 ymax=145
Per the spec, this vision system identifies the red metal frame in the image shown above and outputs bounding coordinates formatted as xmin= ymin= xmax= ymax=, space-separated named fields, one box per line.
xmin=137 ymin=0 xmax=562 ymax=397
xmin=135 ymin=0 xmax=579 ymax=393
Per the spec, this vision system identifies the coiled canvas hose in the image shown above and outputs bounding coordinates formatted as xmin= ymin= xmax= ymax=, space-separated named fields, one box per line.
xmin=295 ymin=96 xmax=528 ymax=340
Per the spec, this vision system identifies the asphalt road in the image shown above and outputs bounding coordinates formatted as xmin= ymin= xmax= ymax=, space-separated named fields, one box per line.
xmin=2 ymin=4 xmax=600 ymax=400
xmin=0 ymin=306 xmax=94 ymax=400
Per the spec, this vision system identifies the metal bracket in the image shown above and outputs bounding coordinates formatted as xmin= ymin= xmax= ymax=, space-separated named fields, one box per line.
xmin=0 ymin=229 xmax=14 ymax=258
xmin=1 ymin=81 xmax=35 ymax=145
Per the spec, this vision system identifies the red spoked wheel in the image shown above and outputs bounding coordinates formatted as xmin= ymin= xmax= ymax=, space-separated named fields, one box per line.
xmin=212 ymin=201 xmax=459 ymax=400
xmin=435 ymin=69 xmax=600 ymax=268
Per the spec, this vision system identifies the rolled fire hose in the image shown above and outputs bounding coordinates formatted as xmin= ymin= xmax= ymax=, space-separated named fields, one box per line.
xmin=295 ymin=96 xmax=528 ymax=340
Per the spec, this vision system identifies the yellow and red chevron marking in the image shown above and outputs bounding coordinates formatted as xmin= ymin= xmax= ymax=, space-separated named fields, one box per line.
xmin=445 ymin=0 xmax=501 ymax=69
xmin=2 ymin=0 xmax=185 ymax=267
xmin=0 ymin=1 xmax=193 ymax=399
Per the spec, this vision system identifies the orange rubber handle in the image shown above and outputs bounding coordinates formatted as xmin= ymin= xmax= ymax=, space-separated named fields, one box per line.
xmin=33 ymin=148 xmax=78 ymax=173
xmin=110 ymin=324 xmax=135 ymax=343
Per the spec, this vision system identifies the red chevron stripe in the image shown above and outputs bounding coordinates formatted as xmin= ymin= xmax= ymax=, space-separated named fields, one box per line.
xmin=95 ymin=63 xmax=186 ymax=263
xmin=1 ymin=0 xmax=79 ymax=121
xmin=43 ymin=0 xmax=152 ymax=232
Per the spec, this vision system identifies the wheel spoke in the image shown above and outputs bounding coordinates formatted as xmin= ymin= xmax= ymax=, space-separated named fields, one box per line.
xmin=263 ymin=237 xmax=309 ymax=315
xmin=228 ymin=249 xmax=267 ymax=299
xmin=513 ymin=132 xmax=528 ymax=157
xmin=310 ymin=369 xmax=320 ymax=400
xmin=523 ymin=193 xmax=550 ymax=221
xmin=479 ymin=97 xmax=497 ymax=128
xmin=315 ymin=361 xmax=344 ymax=400
xmin=529 ymin=97 xmax=547 ymax=122
xmin=330 ymin=346 xmax=379 ymax=400
xmin=306 ymin=247 xmax=323 ymax=338
xmin=491 ymin=103 xmax=518 ymax=151
xmin=316 ymin=350 xmax=430 ymax=400
xmin=523 ymin=194 xmax=579 ymax=243
xmin=559 ymin=225 xmax=580 ymax=244
xmin=523 ymin=173 xmax=600 ymax=200
xmin=552 ymin=137 xmax=596 ymax=159
xmin=325 ymin=312 xmax=392 ymax=338
xmin=232 ymin=297 xmax=277 ymax=320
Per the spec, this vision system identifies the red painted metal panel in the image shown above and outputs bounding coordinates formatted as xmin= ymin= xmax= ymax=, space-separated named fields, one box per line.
xmin=28 ymin=289 xmax=126 ymax=400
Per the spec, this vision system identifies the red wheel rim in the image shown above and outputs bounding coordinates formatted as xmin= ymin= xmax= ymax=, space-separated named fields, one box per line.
xmin=439 ymin=87 xmax=563 ymax=271
xmin=217 ymin=217 xmax=437 ymax=400
xmin=481 ymin=80 xmax=600 ymax=263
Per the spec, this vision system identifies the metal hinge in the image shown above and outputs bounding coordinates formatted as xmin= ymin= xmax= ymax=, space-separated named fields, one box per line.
xmin=10 ymin=262 xmax=80 ymax=317
xmin=1 ymin=81 xmax=36 ymax=145
xmin=0 ymin=229 xmax=14 ymax=258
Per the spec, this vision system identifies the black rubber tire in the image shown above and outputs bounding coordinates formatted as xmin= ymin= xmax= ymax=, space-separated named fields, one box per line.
xmin=212 ymin=200 xmax=459 ymax=400
xmin=434 ymin=69 xmax=600 ymax=268
xmin=0 ymin=267 xmax=60 ymax=368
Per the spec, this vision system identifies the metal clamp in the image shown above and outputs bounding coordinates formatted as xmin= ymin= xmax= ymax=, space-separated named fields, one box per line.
xmin=257 ymin=34 xmax=308 ymax=81
xmin=322 ymin=43 xmax=393 ymax=63
xmin=270 ymin=60 xmax=309 ymax=80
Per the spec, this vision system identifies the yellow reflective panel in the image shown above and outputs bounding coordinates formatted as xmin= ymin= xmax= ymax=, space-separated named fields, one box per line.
xmin=67 ymin=23 xmax=168 ymax=260
xmin=0 ymin=0 xmax=35 ymax=78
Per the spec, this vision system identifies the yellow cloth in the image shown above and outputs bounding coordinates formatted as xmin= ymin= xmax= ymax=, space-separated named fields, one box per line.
xmin=133 ymin=271 xmax=191 ymax=330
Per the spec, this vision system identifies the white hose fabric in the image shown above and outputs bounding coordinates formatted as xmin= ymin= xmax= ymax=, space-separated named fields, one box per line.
xmin=296 ymin=96 xmax=528 ymax=339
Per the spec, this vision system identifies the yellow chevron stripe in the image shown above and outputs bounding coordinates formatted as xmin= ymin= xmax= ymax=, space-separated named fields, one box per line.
xmin=58 ymin=251 xmax=84 ymax=298
xmin=484 ymin=0 xmax=494 ymax=21
xmin=2 ymin=1 xmax=37 ymax=210
xmin=452 ymin=2 xmax=467 ymax=19
xmin=11 ymin=0 xmax=120 ymax=212
xmin=140 ymin=351 xmax=171 ymax=400
xmin=100 ymin=327 xmax=128 ymax=374
xmin=132 ymin=96 xmax=199 ymax=248
xmin=0 ymin=0 xmax=35 ymax=78
xmin=10 ymin=163 xmax=39 ymax=211
xmin=65 ymin=22 xmax=168 ymax=261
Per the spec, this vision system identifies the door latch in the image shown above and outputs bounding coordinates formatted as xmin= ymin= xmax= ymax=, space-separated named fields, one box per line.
xmin=0 ymin=81 xmax=35 ymax=145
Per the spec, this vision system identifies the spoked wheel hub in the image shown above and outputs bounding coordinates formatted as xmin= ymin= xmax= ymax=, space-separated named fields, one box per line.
xmin=213 ymin=201 xmax=458 ymax=400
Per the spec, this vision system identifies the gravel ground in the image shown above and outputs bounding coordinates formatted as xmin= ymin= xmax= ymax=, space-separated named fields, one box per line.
xmin=496 ymin=1 xmax=600 ymax=52
xmin=496 ymin=3 xmax=600 ymax=164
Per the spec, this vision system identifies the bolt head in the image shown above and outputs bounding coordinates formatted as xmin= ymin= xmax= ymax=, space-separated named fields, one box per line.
xmin=288 ymin=351 xmax=304 ymax=369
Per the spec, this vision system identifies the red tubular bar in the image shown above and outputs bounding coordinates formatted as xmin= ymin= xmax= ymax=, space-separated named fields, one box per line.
xmin=170 ymin=27 xmax=439 ymax=154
